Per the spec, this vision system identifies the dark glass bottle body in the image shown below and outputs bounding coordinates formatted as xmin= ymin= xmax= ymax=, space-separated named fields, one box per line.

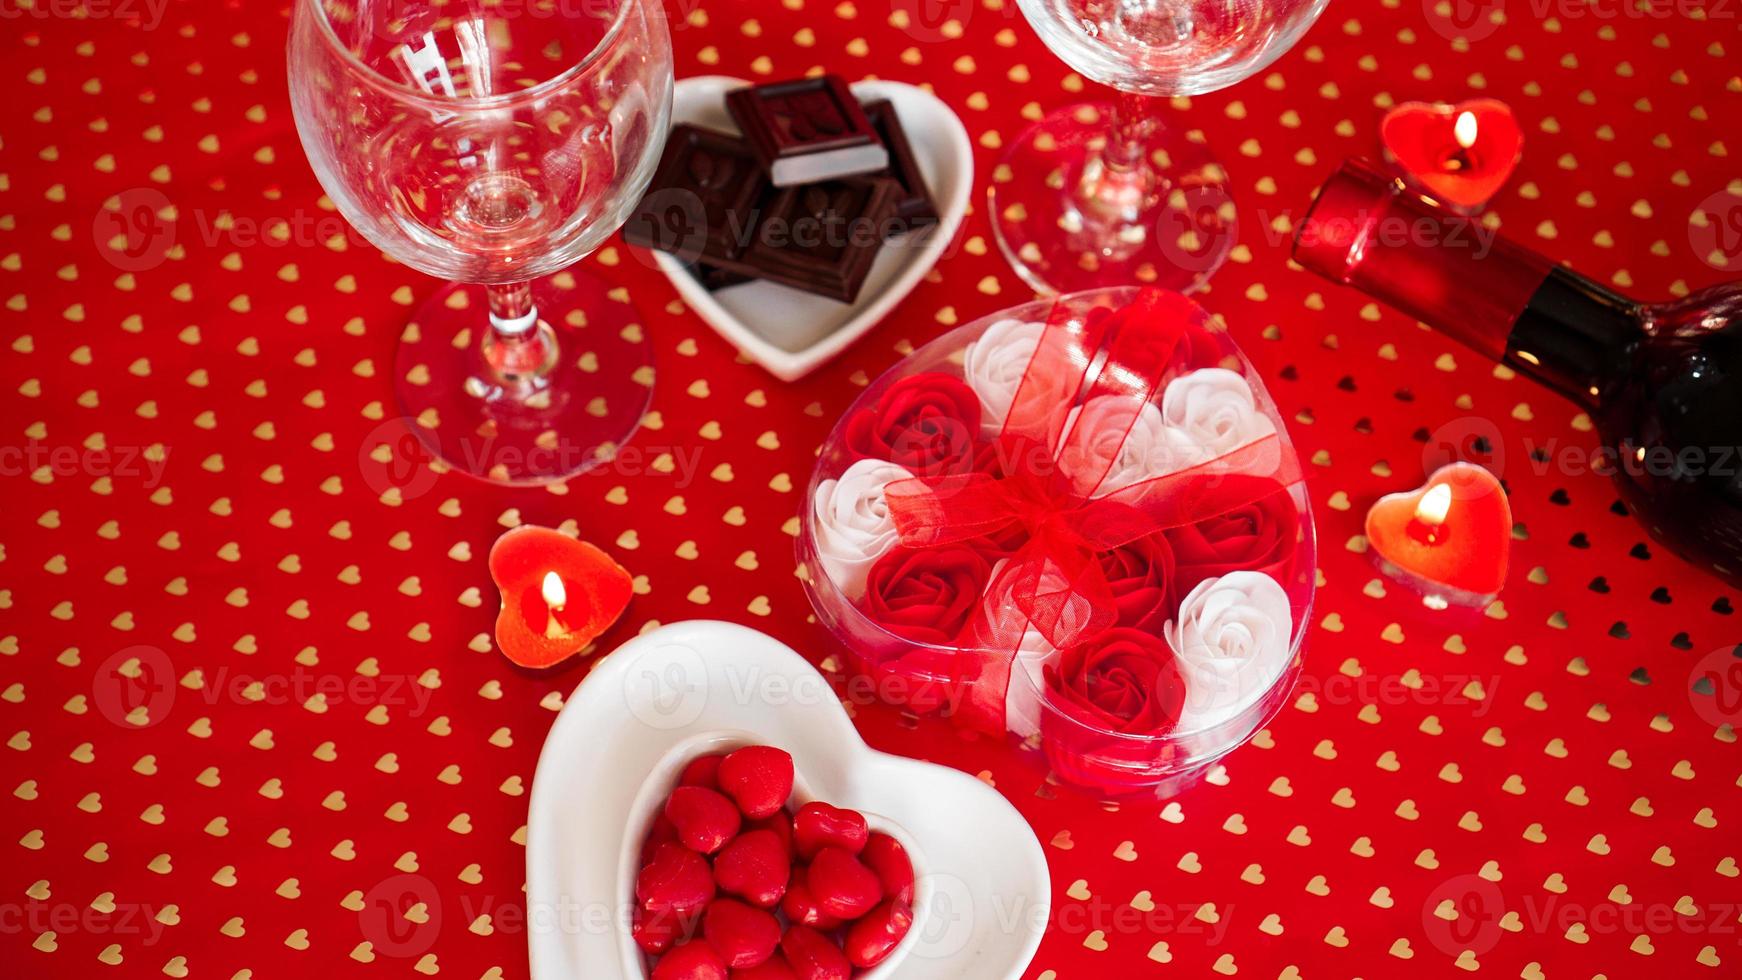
xmin=1296 ymin=158 xmax=1742 ymax=586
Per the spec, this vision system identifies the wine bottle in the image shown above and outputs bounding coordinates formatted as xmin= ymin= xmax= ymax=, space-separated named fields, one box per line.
xmin=1295 ymin=157 xmax=1742 ymax=586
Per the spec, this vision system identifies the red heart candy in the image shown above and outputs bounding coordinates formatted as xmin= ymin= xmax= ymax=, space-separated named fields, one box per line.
xmin=806 ymin=847 xmax=883 ymax=920
xmin=640 ymin=813 xmax=680 ymax=865
xmin=637 ymin=842 xmax=715 ymax=915
xmin=779 ymin=925 xmax=852 ymax=980
xmin=665 ymin=786 xmax=742 ymax=855
xmin=713 ymin=830 xmax=791 ymax=908
xmin=792 ymin=802 xmax=868 ymax=859
xmin=679 ymin=753 xmax=724 ymax=789
xmin=729 ymin=955 xmax=798 ymax=980
xmin=779 ymin=875 xmax=843 ymax=930
xmin=716 ymin=746 xmax=794 ymax=819
xmin=748 ymin=811 xmax=795 ymax=860
xmin=1365 ymin=462 xmax=1511 ymax=598
xmin=860 ymin=832 xmax=914 ymax=904
xmin=864 ymin=832 xmax=919 ymax=898
xmin=1379 ymin=98 xmax=1522 ymax=210
xmin=702 ymin=898 xmax=782 ymax=969
xmin=632 ymin=904 xmax=696 ymax=956
xmin=844 ymin=899 xmax=914 ymax=969
xmin=651 ymin=938 xmax=728 ymax=980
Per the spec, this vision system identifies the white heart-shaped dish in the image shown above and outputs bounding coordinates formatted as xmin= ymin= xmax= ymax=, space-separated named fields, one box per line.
xmin=526 ymin=620 xmax=1048 ymax=979
xmin=647 ymin=76 xmax=973 ymax=381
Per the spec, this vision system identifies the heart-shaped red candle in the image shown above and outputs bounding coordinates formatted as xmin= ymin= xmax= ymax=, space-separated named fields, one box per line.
xmin=489 ymin=525 xmax=632 ymax=668
xmin=1380 ymin=99 xmax=1522 ymax=210
xmin=1366 ymin=462 xmax=1511 ymax=601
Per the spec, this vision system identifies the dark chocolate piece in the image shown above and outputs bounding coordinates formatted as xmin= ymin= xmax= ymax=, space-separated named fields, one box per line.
xmin=860 ymin=99 xmax=938 ymax=232
xmin=689 ymin=263 xmax=755 ymax=291
xmin=622 ymin=124 xmax=767 ymax=264
xmin=742 ymin=177 xmax=900 ymax=303
xmin=726 ymin=76 xmax=889 ymax=187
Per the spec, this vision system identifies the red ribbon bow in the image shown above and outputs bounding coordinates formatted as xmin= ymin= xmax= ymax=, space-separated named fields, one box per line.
xmin=882 ymin=289 xmax=1304 ymax=733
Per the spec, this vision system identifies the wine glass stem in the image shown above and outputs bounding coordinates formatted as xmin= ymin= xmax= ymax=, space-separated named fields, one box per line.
xmin=484 ymin=280 xmax=556 ymax=385
xmin=1079 ymin=92 xmax=1160 ymax=221
xmin=1107 ymin=91 xmax=1157 ymax=170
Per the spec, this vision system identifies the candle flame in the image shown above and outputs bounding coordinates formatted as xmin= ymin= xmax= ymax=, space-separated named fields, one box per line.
xmin=1453 ymin=111 xmax=1479 ymax=150
xmin=1416 ymin=484 xmax=1454 ymax=526
xmin=541 ymin=571 xmax=567 ymax=609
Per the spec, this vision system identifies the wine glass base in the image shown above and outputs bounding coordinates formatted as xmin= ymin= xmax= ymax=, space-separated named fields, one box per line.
xmin=988 ymin=102 xmax=1236 ymax=295
xmin=393 ymin=271 xmax=655 ymax=486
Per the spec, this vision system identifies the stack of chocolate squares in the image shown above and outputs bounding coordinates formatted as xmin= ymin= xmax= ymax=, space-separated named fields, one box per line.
xmin=624 ymin=75 xmax=937 ymax=304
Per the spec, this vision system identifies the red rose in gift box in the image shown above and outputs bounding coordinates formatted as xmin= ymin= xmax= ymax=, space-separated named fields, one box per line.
xmin=845 ymin=372 xmax=983 ymax=476
xmin=862 ymin=545 xmax=991 ymax=645
xmin=1097 ymin=534 xmax=1177 ymax=634
xmin=1166 ymin=476 xmax=1298 ymax=598
xmin=1044 ymin=627 xmax=1186 ymax=735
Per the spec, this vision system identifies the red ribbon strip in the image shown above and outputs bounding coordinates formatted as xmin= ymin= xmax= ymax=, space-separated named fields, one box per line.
xmin=882 ymin=288 xmax=1305 ymax=734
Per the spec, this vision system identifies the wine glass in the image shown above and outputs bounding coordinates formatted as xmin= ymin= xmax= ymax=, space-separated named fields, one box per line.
xmin=288 ymin=0 xmax=673 ymax=484
xmin=991 ymin=0 xmax=1331 ymax=295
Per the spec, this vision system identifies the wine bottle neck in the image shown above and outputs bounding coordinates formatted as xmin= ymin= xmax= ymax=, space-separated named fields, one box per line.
xmin=1509 ymin=268 xmax=1640 ymax=406
xmin=1295 ymin=159 xmax=1641 ymax=407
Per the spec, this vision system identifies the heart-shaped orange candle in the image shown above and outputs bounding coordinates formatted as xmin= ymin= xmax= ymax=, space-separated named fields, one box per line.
xmin=1380 ymin=99 xmax=1522 ymax=211
xmin=1366 ymin=463 xmax=1511 ymax=604
xmin=489 ymin=525 xmax=633 ymax=668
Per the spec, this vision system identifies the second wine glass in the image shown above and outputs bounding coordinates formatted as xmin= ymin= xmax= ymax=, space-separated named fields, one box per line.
xmin=992 ymin=0 xmax=1330 ymax=295
xmin=289 ymin=0 xmax=673 ymax=484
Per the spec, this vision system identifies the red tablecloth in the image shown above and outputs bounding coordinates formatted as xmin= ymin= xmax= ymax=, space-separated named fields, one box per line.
xmin=4 ymin=1 xmax=1740 ymax=977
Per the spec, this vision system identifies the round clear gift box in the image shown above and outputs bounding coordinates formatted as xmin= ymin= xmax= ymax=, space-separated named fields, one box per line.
xmin=798 ymin=287 xmax=1316 ymax=800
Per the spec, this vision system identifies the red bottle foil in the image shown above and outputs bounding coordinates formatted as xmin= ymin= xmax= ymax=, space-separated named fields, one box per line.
xmin=1293 ymin=158 xmax=1554 ymax=365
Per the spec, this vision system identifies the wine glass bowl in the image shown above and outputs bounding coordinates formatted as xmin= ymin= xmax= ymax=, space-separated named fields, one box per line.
xmin=289 ymin=0 xmax=673 ymax=484
xmin=1017 ymin=0 xmax=1332 ymax=96
xmin=992 ymin=0 xmax=1330 ymax=296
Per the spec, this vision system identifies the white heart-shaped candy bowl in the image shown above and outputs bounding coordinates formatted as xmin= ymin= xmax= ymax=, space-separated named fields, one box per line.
xmin=525 ymin=620 xmax=1048 ymax=979
xmin=645 ymin=76 xmax=974 ymax=381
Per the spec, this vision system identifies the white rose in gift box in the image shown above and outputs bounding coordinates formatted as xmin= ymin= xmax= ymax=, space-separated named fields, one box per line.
xmin=1165 ymin=571 xmax=1294 ymax=732
xmin=961 ymin=318 xmax=1044 ymax=434
xmin=1159 ymin=367 xmax=1279 ymax=467
xmin=811 ymin=458 xmax=913 ymax=600
xmin=1059 ymin=395 xmax=1202 ymax=497
xmin=978 ymin=558 xmax=1096 ymax=738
